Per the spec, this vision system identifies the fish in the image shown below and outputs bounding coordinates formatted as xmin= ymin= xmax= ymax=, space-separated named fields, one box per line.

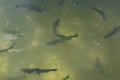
xmin=62 ymin=75 xmax=69 ymax=80
xmin=21 ymin=68 xmax=57 ymax=74
xmin=16 ymin=4 xmax=43 ymax=12
xmin=0 ymin=42 xmax=15 ymax=54
xmin=46 ymin=32 xmax=78 ymax=45
xmin=92 ymin=6 xmax=106 ymax=21
xmin=95 ymin=57 xmax=108 ymax=80
xmin=52 ymin=19 xmax=60 ymax=35
xmin=3 ymin=29 xmax=24 ymax=37
xmin=59 ymin=0 xmax=66 ymax=5
xmin=2 ymin=33 xmax=18 ymax=41
xmin=104 ymin=26 xmax=120 ymax=38
xmin=6 ymin=19 xmax=10 ymax=27
xmin=52 ymin=19 xmax=65 ymax=38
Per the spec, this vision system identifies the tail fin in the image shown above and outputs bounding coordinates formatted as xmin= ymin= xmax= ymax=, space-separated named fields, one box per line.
xmin=73 ymin=32 xmax=78 ymax=37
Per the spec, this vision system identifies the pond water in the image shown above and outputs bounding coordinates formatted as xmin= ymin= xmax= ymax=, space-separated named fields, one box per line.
xmin=0 ymin=0 xmax=120 ymax=80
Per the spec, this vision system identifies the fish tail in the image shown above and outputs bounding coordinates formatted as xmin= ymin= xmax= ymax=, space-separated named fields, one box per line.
xmin=74 ymin=32 xmax=78 ymax=37
xmin=50 ymin=69 xmax=57 ymax=71
xmin=92 ymin=6 xmax=97 ymax=10
xmin=16 ymin=5 xmax=21 ymax=8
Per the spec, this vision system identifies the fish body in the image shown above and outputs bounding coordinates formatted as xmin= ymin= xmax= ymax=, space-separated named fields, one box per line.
xmin=53 ymin=19 xmax=65 ymax=38
xmin=104 ymin=26 xmax=120 ymax=38
xmin=95 ymin=57 xmax=108 ymax=80
xmin=52 ymin=19 xmax=60 ymax=36
xmin=92 ymin=6 xmax=106 ymax=21
xmin=16 ymin=4 xmax=43 ymax=12
xmin=4 ymin=29 xmax=24 ymax=37
xmin=28 ymin=5 xmax=43 ymax=12
xmin=21 ymin=68 xmax=57 ymax=74
xmin=46 ymin=33 xmax=78 ymax=45
xmin=62 ymin=75 xmax=69 ymax=80
xmin=46 ymin=37 xmax=67 ymax=45
xmin=59 ymin=0 xmax=66 ymax=5
xmin=2 ymin=33 xmax=18 ymax=41
xmin=0 ymin=42 xmax=15 ymax=54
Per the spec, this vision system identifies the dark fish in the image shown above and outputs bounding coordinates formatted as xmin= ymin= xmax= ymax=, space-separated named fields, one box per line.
xmin=52 ymin=19 xmax=60 ymax=35
xmin=16 ymin=4 xmax=43 ymax=12
xmin=95 ymin=57 xmax=108 ymax=80
xmin=92 ymin=6 xmax=106 ymax=21
xmin=46 ymin=33 xmax=78 ymax=45
xmin=59 ymin=0 xmax=66 ymax=5
xmin=62 ymin=75 xmax=69 ymax=80
xmin=104 ymin=26 xmax=120 ymax=38
xmin=28 ymin=5 xmax=43 ymax=12
xmin=21 ymin=68 xmax=57 ymax=74
xmin=53 ymin=19 xmax=65 ymax=38
xmin=0 ymin=42 xmax=15 ymax=54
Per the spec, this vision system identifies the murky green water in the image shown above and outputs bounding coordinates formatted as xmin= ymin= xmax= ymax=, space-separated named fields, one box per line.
xmin=0 ymin=0 xmax=120 ymax=80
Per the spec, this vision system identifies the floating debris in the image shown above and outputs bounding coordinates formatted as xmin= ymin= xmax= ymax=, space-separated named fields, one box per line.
xmin=104 ymin=26 xmax=120 ymax=38
xmin=21 ymin=68 xmax=57 ymax=74
xmin=92 ymin=6 xmax=106 ymax=21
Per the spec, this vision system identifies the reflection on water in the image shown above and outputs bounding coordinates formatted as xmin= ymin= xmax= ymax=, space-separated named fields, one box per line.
xmin=0 ymin=0 xmax=120 ymax=80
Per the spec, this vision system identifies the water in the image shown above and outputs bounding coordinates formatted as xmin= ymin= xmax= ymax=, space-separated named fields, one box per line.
xmin=0 ymin=0 xmax=120 ymax=80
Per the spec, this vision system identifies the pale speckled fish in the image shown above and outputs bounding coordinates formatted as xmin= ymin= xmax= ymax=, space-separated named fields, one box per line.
xmin=3 ymin=29 xmax=24 ymax=37
xmin=46 ymin=33 xmax=78 ymax=45
xmin=92 ymin=6 xmax=106 ymax=21
xmin=104 ymin=26 xmax=120 ymax=38
xmin=62 ymin=75 xmax=69 ymax=80
xmin=95 ymin=57 xmax=108 ymax=80
xmin=6 ymin=19 xmax=10 ymax=27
